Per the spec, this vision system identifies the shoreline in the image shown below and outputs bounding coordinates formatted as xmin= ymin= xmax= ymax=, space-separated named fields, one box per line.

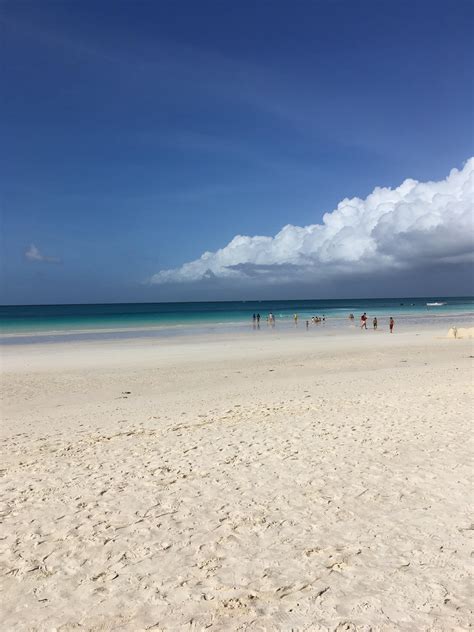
xmin=0 ymin=310 xmax=473 ymax=345
xmin=0 ymin=324 xmax=470 ymax=373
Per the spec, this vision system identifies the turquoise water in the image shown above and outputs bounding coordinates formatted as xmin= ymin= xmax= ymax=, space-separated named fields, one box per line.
xmin=0 ymin=297 xmax=473 ymax=343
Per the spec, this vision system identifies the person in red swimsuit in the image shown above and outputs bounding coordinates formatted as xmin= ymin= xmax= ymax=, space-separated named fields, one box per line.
xmin=360 ymin=312 xmax=368 ymax=329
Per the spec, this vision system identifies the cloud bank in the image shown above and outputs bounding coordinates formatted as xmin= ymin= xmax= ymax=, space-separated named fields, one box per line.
xmin=150 ymin=159 xmax=474 ymax=286
xmin=25 ymin=244 xmax=61 ymax=264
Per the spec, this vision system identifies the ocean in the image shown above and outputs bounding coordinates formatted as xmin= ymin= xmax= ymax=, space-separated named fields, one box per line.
xmin=0 ymin=297 xmax=473 ymax=344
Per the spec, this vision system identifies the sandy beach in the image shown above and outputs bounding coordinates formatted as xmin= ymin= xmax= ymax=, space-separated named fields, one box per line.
xmin=0 ymin=327 xmax=473 ymax=631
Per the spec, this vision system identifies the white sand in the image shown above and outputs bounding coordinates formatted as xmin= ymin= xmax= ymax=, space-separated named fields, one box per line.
xmin=448 ymin=326 xmax=474 ymax=339
xmin=0 ymin=328 xmax=473 ymax=631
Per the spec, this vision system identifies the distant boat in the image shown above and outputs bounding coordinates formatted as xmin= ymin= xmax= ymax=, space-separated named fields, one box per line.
xmin=426 ymin=302 xmax=446 ymax=306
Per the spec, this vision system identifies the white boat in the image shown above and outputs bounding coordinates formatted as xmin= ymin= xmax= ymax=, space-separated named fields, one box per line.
xmin=426 ymin=302 xmax=446 ymax=306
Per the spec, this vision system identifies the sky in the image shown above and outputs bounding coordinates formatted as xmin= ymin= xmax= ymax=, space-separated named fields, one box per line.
xmin=1 ymin=0 xmax=473 ymax=304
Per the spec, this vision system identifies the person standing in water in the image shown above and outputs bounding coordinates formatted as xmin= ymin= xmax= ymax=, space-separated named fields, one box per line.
xmin=360 ymin=313 xmax=368 ymax=329
xmin=373 ymin=317 xmax=378 ymax=330
xmin=294 ymin=313 xmax=298 ymax=325
xmin=389 ymin=317 xmax=394 ymax=333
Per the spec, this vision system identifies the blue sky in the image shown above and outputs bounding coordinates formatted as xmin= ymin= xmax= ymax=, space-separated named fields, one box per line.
xmin=1 ymin=0 xmax=473 ymax=304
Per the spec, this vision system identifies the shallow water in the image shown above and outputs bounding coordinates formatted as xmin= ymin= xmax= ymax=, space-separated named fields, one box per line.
xmin=1 ymin=296 xmax=473 ymax=333
xmin=1 ymin=298 xmax=472 ymax=345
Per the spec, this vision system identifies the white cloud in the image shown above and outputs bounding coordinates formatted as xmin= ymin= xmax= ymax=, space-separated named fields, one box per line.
xmin=150 ymin=158 xmax=474 ymax=286
xmin=25 ymin=244 xmax=61 ymax=263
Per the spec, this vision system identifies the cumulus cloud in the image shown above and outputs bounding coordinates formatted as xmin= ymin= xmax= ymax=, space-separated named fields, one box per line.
xmin=25 ymin=244 xmax=61 ymax=263
xmin=150 ymin=158 xmax=474 ymax=286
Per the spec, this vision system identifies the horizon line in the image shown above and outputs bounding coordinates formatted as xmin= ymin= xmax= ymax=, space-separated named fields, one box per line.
xmin=1 ymin=294 xmax=473 ymax=308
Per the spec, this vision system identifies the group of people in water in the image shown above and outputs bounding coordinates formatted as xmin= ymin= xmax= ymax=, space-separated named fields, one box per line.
xmin=304 ymin=314 xmax=326 ymax=328
xmin=252 ymin=311 xmax=395 ymax=332
xmin=252 ymin=312 xmax=327 ymax=329
xmin=353 ymin=312 xmax=395 ymax=333
xmin=252 ymin=312 xmax=274 ymax=328
xmin=294 ymin=313 xmax=326 ymax=327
